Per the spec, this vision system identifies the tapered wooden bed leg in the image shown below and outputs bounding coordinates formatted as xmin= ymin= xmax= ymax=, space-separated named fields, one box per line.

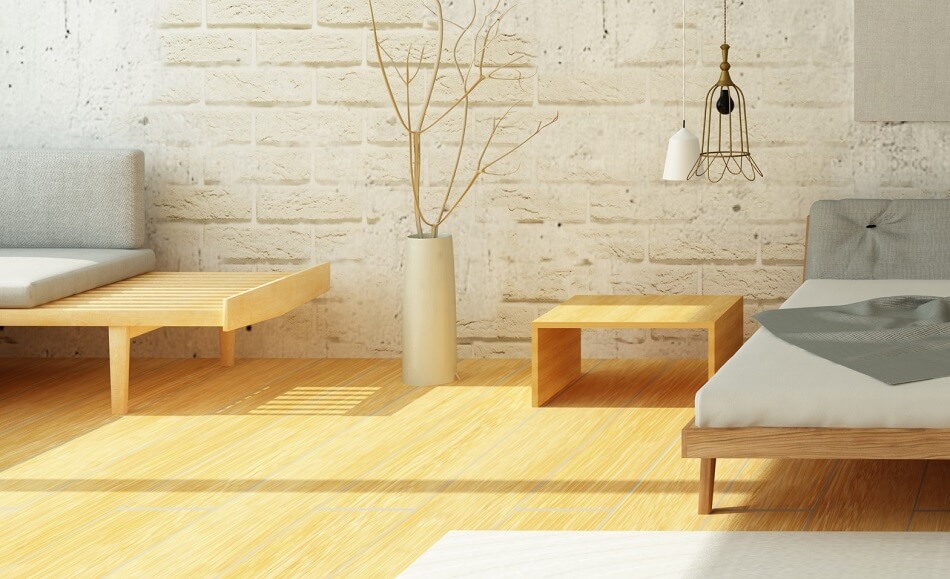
xmin=699 ymin=458 xmax=716 ymax=515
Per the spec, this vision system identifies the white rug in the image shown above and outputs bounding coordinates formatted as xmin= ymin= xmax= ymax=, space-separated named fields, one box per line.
xmin=402 ymin=531 xmax=950 ymax=578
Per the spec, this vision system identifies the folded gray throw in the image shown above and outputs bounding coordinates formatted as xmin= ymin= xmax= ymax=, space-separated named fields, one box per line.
xmin=754 ymin=296 xmax=950 ymax=385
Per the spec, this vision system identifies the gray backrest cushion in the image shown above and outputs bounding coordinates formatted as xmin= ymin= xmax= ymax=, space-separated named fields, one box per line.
xmin=805 ymin=199 xmax=950 ymax=280
xmin=0 ymin=149 xmax=146 ymax=249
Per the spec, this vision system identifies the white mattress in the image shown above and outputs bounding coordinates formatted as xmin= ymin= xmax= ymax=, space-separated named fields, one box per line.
xmin=695 ymin=279 xmax=950 ymax=428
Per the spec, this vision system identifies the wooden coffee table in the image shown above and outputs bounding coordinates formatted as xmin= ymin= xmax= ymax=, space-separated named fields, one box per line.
xmin=531 ymin=295 xmax=744 ymax=406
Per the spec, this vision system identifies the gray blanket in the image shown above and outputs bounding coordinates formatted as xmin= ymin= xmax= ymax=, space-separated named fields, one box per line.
xmin=754 ymin=296 xmax=950 ymax=385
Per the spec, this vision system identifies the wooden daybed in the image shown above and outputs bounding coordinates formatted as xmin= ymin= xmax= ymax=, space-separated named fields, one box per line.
xmin=683 ymin=199 xmax=950 ymax=514
xmin=0 ymin=263 xmax=330 ymax=414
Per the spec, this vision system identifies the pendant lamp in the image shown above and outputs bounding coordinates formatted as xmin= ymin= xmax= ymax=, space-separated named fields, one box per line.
xmin=689 ymin=0 xmax=762 ymax=182
xmin=663 ymin=0 xmax=700 ymax=181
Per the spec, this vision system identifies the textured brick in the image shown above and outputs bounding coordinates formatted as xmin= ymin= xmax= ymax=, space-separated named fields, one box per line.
xmin=207 ymin=0 xmax=311 ymax=27
xmin=459 ymin=304 xmax=538 ymax=340
xmin=472 ymin=341 xmax=531 ymax=359
xmin=367 ymin=30 xmax=536 ymax=67
xmin=258 ymin=187 xmax=362 ymax=223
xmin=161 ymin=31 xmax=251 ymax=64
xmin=434 ymin=74 xmax=532 ymax=105
xmin=256 ymin=110 xmax=361 ymax=145
xmin=651 ymin=221 xmax=758 ymax=263
xmin=206 ymin=70 xmax=311 ymax=105
xmin=478 ymin=184 xmax=587 ymax=225
xmin=258 ymin=30 xmax=363 ymax=66
xmin=318 ymin=69 xmax=418 ymax=106
xmin=756 ymin=66 xmax=851 ymax=107
xmin=318 ymin=0 xmax=422 ymax=25
xmin=205 ymin=225 xmax=311 ymax=261
xmin=315 ymin=225 xmax=364 ymax=261
xmin=700 ymin=1 xmax=850 ymax=67
xmin=762 ymin=145 xmax=853 ymax=186
xmin=152 ymin=69 xmax=203 ymax=104
xmin=9 ymin=0 xmax=946 ymax=362
xmin=749 ymin=107 xmax=852 ymax=144
xmin=153 ymin=187 xmax=253 ymax=221
xmin=160 ymin=0 xmax=202 ymax=27
xmin=150 ymin=224 xmax=202 ymax=271
xmin=581 ymin=225 xmax=647 ymax=263
xmin=591 ymin=186 xmax=700 ymax=223
xmin=204 ymin=149 xmax=311 ymax=184
xmin=360 ymin=147 xmax=409 ymax=185
xmin=758 ymin=223 xmax=807 ymax=265
xmin=365 ymin=107 xmax=470 ymax=148
xmin=137 ymin=110 xmax=252 ymax=145
xmin=703 ymin=267 xmax=802 ymax=300
xmin=609 ymin=265 xmax=700 ymax=295
xmin=538 ymin=70 xmax=648 ymax=104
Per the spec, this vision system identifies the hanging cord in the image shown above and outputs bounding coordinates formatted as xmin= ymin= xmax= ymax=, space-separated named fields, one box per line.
xmin=723 ymin=0 xmax=727 ymax=44
xmin=682 ymin=0 xmax=687 ymax=127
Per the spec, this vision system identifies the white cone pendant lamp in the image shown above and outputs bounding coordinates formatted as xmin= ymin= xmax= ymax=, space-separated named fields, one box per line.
xmin=663 ymin=0 xmax=700 ymax=181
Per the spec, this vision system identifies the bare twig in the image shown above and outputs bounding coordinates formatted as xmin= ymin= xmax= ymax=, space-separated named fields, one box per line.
xmin=368 ymin=0 xmax=556 ymax=237
xmin=423 ymin=2 xmax=465 ymax=29
xmin=415 ymin=0 xmax=445 ymax=132
xmin=437 ymin=110 xmax=558 ymax=227
xmin=420 ymin=53 xmax=525 ymax=133
xmin=433 ymin=0 xmax=479 ymax=236
xmin=369 ymin=0 xmax=409 ymax=132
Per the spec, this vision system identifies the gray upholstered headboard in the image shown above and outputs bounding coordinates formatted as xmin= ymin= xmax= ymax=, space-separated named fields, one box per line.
xmin=805 ymin=199 xmax=950 ymax=280
xmin=0 ymin=149 xmax=146 ymax=249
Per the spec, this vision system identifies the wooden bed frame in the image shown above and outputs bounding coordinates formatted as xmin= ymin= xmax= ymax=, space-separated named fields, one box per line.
xmin=0 ymin=263 xmax=330 ymax=414
xmin=681 ymin=216 xmax=950 ymax=514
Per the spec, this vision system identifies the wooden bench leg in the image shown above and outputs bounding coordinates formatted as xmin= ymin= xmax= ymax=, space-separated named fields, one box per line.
xmin=220 ymin=329 xmax=236 ymax=367
xmin=107 ymin=326 xmax=159 ymax=415
xmin=699 ymin=458 xmax=716 ymax=515
xmin=108 ymin=327 xmax=132 ymax=415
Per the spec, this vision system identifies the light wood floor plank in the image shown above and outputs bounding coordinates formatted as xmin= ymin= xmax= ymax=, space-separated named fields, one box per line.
xmin=711 ymin=458 xmax=837 ymax=512
xmin=497 ymin=509 xmax=610 ymax=531
xmin=0 ymin=358 xmax=942 ymax=577
xmin=701 ymin=510 xmax=810 ymax=531
xmin=5 ymin=508 xmax=208 ymax=576
xmin=806 ymin=460 xmax=926 ymax=531
xmin=914 ymin=460 xmax=950 ymax=510
xmin=221 ymin=509 xmax=414 ymax=578
xmin=597 ymin=444 xmax=746 ymax=531
xmin=517 ymin=359 xmax=691 ymax=511
xmin=333 ymin=360 xmax=662 ymax=575
xmin=909 ymin=511 xmax=950 ymax=531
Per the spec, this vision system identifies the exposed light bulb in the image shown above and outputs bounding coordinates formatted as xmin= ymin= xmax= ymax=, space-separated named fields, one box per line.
xmin=715 ymin=88 xmax=735 ymax=115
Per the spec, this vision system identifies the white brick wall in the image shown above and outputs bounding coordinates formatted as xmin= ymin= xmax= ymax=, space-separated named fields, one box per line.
xmin=4 ymin=0 xmax=950 ymax=360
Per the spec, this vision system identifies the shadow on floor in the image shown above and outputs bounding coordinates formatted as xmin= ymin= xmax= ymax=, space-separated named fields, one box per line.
xmin=545 ymin=359 xmax=707 ymax=409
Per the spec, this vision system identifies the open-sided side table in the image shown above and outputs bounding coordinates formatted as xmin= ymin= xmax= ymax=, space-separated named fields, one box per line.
xmin=531 ymin=295 xmax=744 ymax=406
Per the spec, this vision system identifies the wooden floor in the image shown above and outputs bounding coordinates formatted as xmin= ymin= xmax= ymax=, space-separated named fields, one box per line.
xmin=1 ymin=357 xmax=949 ymax=576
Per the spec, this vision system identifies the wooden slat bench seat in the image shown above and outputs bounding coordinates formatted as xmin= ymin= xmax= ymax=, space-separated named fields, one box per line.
xmin=0 ymin=263 xmax=330 ymax=414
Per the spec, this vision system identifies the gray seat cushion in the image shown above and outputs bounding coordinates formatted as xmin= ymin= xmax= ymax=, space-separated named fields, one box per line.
xmin=0 ymin=248 xmax=156 ymax=308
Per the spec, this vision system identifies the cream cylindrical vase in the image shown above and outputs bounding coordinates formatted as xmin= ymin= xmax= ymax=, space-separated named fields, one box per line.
xmin=402 ymin=234 xmax=458 ymax=387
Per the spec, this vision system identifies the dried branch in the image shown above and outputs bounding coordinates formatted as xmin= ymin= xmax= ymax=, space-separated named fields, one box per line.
xmin=415 ymin=0 xmax=445 ymax=132
xmin=423 ymin=2 xmax=465 ymax=29
xmin=420 ymin=53 xmax=525 ymax=133
xmin=369 ymin=0 xmax=557 ymax=238
xmin=434 ymin=0 xmax=479 ymax=233
xmin=437 ymin=110 xmax=558 ymax=228
xmin=368 ymin=0 xmax=409 ymax=132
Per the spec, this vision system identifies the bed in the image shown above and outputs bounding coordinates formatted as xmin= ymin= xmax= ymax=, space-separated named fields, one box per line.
xmin=682 ymin=199 xmax=950 ymax=514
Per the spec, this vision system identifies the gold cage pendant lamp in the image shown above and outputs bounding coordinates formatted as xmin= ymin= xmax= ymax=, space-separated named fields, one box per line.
xmin=689 ymin=0 xmax=763 ymax=182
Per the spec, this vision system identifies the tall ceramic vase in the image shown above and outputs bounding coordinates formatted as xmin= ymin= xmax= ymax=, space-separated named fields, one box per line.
xmin=402 ymin=234 xmax=457 ymax=386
